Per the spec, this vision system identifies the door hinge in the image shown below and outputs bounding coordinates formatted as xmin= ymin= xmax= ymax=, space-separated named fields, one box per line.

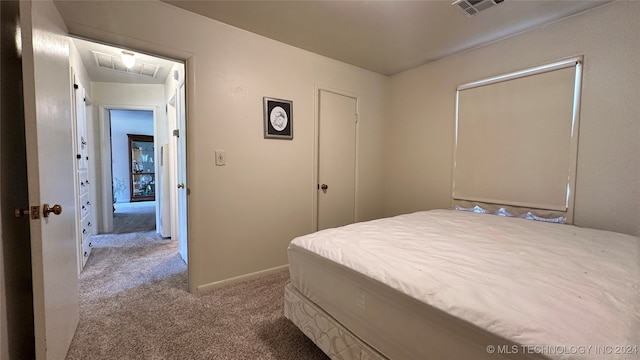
xmin=355 ymin=114 xmax=359 ymax=124
xmin=73 ymin=83 xmax=79 ymax=89
xmin=173 ymin=129 xmax=180 ymax=137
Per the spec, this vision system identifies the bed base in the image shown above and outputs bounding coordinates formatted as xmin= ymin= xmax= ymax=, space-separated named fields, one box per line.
xmin=284 ymin=282 xmax=387 ymax=360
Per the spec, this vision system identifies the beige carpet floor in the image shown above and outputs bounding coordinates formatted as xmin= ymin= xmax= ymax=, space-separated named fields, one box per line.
xmin=65 ymin=231 xmax=328 ymax=360
xmin=112 ymin=201 xmax=156 ymax=234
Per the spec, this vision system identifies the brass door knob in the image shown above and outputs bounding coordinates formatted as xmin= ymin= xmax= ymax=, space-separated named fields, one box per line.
xmin=43 ymin=204 xmax=62 ymax=217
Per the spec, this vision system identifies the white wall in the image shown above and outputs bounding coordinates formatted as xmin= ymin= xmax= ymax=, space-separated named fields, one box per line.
xmin=90 ymin=82 xmax=165 ymax=233
xmin=385 ymin=1 xmax=640 ymax=236
xmin=110 ymin=110 xmax=154 ymax=203
xmin=57 ymin=0 xmax=388 ymax=290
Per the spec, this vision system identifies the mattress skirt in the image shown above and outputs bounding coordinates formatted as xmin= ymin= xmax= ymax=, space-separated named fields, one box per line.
xmin=288 ymin=245 xmax=533 ymax=360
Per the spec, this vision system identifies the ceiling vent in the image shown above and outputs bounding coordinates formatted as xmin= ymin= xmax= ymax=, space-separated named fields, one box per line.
xmin=452 ymin=0 xmax=505 ymax=17
xmin=92 ymin=51 xmax=160 ymax=78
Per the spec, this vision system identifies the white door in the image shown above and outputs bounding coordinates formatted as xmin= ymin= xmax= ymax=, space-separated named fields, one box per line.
xmin=176 ymin=84 xmax=188 ymax=263
xmin=317 ymin=90 xmax=358 ymax=230
xmin=20 ymin=0 xmax=79 ymax=358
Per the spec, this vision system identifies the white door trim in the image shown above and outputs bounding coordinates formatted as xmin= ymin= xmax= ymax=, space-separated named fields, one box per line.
xmin=176 ymin=83 xmax=188 ymax=265
xmin=184 ymin=57 xmax=195 ymax=293
xmin=62 ymin=30 xmax=196 ymax=289
xmin=98 ymin=104 xmax=157 ymax=234
xmin=312 ymin=85 xmax=360 ymax=231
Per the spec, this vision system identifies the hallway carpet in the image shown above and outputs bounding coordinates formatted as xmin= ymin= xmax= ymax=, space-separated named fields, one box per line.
xmin=65 ymin=231 xmax=327 ymax=360
xmin=112 ymin=201 xmax=156 ymax=234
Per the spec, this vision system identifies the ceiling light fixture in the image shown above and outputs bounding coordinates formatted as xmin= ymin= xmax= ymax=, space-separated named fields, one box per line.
xmin=121 ymin=51 xmax=136 ymax=69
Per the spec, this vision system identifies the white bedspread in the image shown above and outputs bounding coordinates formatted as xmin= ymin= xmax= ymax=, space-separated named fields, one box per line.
xmin=290 ymin=210 xmax=640 ymax=360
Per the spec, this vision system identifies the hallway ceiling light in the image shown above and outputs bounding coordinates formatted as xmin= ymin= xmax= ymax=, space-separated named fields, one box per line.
xmin=92 ymin=50 xmax=161 ymax=78
xmin=121 ymin=51 xmax=136 ymax=68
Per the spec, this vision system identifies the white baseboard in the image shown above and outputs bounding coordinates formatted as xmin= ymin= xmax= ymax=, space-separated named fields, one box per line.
xmin=196 ymin=264 xmax=289 ymax=293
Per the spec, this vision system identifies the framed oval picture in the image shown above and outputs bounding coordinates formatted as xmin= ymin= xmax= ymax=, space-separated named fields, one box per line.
xmin=263 ymin=97 xmax=293 ymax=140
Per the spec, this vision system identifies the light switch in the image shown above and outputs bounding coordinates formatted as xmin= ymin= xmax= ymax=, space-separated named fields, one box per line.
xmin=215 ymin=150 xmax=226 ymax=166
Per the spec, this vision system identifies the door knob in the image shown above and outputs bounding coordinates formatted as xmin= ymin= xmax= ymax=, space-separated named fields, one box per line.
xmin=321 ymin=184 xmax=328 ymax=190
xmin=177 ymin=183 xmax=185 ymax=189
xmin=43 ymin=204 xmax=62 ymax=217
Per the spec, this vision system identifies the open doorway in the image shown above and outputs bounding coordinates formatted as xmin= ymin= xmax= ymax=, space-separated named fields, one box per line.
xmin=70 ymin=36 xmax=189 ymax=267
xmin=110 ymin=110 xmax=156 ymax=234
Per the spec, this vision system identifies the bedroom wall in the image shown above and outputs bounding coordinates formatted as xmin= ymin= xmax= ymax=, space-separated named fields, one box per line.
xmin=385 ymin=1 xmax=640 ymax=236
xmin=55 ymin=1 xmax=388 ymax=290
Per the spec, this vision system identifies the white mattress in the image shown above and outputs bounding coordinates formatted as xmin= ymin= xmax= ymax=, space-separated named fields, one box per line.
xmin=288 ymin=210 xmax=640 ymax=360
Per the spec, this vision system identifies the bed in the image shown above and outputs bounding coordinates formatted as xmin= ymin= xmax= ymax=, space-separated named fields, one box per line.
xmin=284 ymin=209 xmax=640 ymax=360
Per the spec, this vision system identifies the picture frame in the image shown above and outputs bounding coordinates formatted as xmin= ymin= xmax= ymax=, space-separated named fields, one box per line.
xmin=263 ymin=97 xmax=293 ymax=140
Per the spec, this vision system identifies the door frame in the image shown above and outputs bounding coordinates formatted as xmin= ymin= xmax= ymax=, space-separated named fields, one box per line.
xmin=174 ymin=83 xmax=188 ymax=265
xmin=312 ymin=85 xmax=360 ymax=231
xmin=64 ymin=35 xmax=195 ymax=291
xmin=98 ymin=105 xmax=158 ymax=233
xmin=94 ymin=59 xmax=193 ymax=291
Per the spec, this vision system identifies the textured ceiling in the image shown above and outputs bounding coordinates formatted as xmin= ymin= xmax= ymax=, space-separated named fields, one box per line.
xmin=161 ymin=0 xmax=611 ymax=75
xmin=58 ymin=1 xmax=613 ymax=78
